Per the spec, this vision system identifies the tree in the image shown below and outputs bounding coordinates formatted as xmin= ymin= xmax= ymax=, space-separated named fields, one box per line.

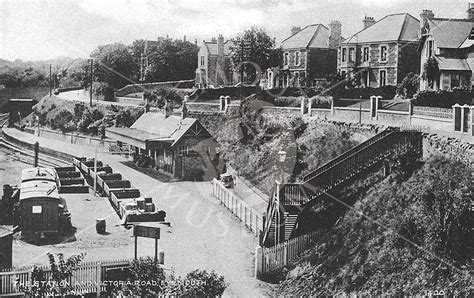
xmin=230 ymin=27 xmax=277 ymax=84
xmin=144 ymin=39 xmax=199 ymax=82
xmin=422 ymin=57 xmax=439 ymax=88
xmin=90 ymin=43 xmax=136 ymax=89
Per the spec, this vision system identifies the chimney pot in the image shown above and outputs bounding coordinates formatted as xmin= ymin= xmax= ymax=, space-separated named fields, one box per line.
xmin=362 ymin=16 xmax=376 ymax=29
xmin=291 ymin=26 xmax=301 ymax=36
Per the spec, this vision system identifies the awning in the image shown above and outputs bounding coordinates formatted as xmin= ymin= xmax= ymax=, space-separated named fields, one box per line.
xmin=435 ymin=57 xmax=471 ymax=71
xmin=106 ymin=127 xmax=150 ymax=149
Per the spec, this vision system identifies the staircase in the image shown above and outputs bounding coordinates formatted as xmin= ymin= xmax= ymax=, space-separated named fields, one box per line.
xmin=261 ymin=128 xmax=423 ymax=247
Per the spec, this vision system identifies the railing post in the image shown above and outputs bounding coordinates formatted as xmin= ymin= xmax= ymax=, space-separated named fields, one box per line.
xmin=255 ymin=246 xmax=263 ymax=278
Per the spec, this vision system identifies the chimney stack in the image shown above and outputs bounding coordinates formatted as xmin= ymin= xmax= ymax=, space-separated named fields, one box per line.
xmin=468 ymin=3 xmax=474 ymax=20
xmin=164 ymin=100 xmax=173 ymax=118
xmin=291 ymin=26 xmax=301 ymax=36
xmin=217 ymin=34 xmax=224 ymax=56
xmin=329 ymin=20 xmax=342 ymax=48
xmin=420 ymin=10 xmax=434 ymax=29
xmin=181 ymin=96 xmax=189 ymax=119
xmin=362 ymin=16 xmax=376 ymax=29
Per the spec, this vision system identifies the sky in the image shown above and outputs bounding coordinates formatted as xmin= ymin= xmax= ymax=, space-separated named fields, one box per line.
xmin=0 ymin=0 xmax=470 ymax=61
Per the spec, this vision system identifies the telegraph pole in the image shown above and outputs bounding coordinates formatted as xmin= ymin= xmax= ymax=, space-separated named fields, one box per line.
xmin=89 ymin=59 xmax=93 ymax=107
xmin=49 ymin=64 xmax=52 ymax=96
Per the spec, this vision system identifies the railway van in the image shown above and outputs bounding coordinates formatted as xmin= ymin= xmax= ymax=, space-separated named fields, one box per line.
xmin=19 ymin=168 xmax=67 ymax=243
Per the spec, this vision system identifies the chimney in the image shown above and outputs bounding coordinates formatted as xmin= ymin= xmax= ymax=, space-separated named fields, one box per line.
xmin=329 ymin=20 xmax=342 ymax=48
xmin=291 ymin=26 xmax=301 ymax=36
xmin=420 ymin=10 xmax=434 ymax=29
xmin=164 ymin=100 xmax=173 ymax=118
xmin=362 ymin=16 xmax=376 ymax=29
xmin=183 ymin=35 xmax=186 ymax=42
xmin=468 ymin=3 xmax=474 ymax=20
xmin=181 ymin=96 xmax=189 ymax=119
xmin=217 ymin=35 xmax=224 ymax=56
xmin=211 ymin=37 xmax=217 ymax=42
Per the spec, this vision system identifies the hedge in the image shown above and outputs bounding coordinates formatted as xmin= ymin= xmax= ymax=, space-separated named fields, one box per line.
xmin=411 ymin=87 xmax=474 ymax=108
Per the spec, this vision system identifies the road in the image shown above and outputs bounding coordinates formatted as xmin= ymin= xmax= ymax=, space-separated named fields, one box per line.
xmin=57 ymin=90 xmax=139 ymax=107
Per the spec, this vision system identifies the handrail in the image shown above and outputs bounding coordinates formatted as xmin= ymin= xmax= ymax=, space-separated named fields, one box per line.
xmin=261 ymin=190 xmax=277 ymax=245
xmin=303 ymin=128 xmax=393 ymax=182
xmin=282 ymin=129 xmax=400 ymax=205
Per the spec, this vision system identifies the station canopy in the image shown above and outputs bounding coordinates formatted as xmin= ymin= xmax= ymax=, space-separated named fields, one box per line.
xmin=106 ymin=113 xmax=199 ymax=150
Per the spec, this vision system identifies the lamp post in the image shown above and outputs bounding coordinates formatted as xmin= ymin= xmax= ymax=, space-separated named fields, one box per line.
xmin=276 ymin=150 xmax=287 ymax=245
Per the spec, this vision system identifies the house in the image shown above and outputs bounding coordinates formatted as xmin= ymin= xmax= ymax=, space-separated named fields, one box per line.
xmin=419 ymin=4 xmax=474 ymax=90
xmin=195 ymin=35 xmax=236 ymax=88
xmin=0 ymin=226 xmax=13 ymax=269
xmin=267 ymin=22 xmax=343 ymax=88
xmin=106 ymin=104 xmax=222 ymax=180
xmin=338 ymin=14 xmax=420 ymax=88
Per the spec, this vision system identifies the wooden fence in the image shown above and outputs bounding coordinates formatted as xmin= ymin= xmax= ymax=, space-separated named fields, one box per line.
xmin=255 ymin=229 xmax=323 ymax=277
xmin=0 ymin=259 xmax=131 ymax=296
xmin=212 ymin=179 xmax=264 ymax=237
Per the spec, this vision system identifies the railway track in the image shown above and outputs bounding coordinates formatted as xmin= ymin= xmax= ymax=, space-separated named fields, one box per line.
xmin=0 ymin=114 xmax=69 ymax=168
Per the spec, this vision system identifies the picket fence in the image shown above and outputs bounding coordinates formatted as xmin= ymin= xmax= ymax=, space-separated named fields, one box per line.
xmin=0 ymin=259 xmax=131 ymax=296
xmin=212 ymin=178 xmax=264 ymax=237
xmin=255 ymin=229 xmax=323 ymax=277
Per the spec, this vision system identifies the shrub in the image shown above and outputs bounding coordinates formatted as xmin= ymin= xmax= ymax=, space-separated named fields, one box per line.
xmin=411 ymin=87 xmax=474 ymax=108
xmin=167 ymin=269 xmax=228 ymax=297
xmin=396 ymin=72 xmax=419 ymax=98
xmin=52 ymin=108 xmax=75 ymax=132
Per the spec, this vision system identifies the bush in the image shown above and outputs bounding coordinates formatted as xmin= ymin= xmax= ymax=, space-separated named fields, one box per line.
xmin=145 ymin=87 xmax=182 ymax=108
xmin=167 ymin=269 xmax=228 ymax=297
xmin=327 ymin=85 xmax=398 ymax=100
xmin=411 ymin=87 xmax=474 ymax=108
xmin=397 ymin=72 xmax=419 ymax=98
xmin=51 ymin=108 xmax=75 ymax=132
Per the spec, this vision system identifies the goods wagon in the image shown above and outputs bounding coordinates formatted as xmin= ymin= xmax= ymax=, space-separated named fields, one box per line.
xmin=74 ymin=157 xmax=166 ymax=224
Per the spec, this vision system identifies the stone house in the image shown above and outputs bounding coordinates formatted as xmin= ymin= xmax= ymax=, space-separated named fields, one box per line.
xmin=195 ymin=35 xmax=236 ymax=88
xmin=267 ymin=22 xmax=343 ymax=88
xmin=338 ymin=13 xmax=420 ymax=88
xmin=419 ymin=4 xmax=474 ymax=90
xmin=106 ymin=105 xmax=222 ymax=181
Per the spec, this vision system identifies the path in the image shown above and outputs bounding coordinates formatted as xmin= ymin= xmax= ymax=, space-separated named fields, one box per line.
xmin=3 ymin=127 xmax=272 ymax=297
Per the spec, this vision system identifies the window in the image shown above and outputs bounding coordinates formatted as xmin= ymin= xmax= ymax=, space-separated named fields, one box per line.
xmin=379 ymin=70 xmax=386 ymax=87
xmin=294 ymin=51 xmax=301 ymax=66
xmin=427 ymin=40 xmax=434 ymax=58
xmin=341 ymin=70 xmax=346 ymax=78
xmin=32 ymin=206 xmax=42 ymax=214
xmin=178 ymin=146 xmax=189 ymax=155
xmin=451 ymin=74 xmax=461 ymax=88
xmin=342 ymin=48 xmax=347 ymax=62
xmin=349 ymin=48 xmax=355 ymax=62
xmin=363 ymin=47 xmax=370 ymax=62
xmin=380 ymin=45 xmax=388 ymax=62
xmin=284 ymin=52 xmax=289 ymax=65
xmin=200 ymin=56 xmax=205 ymax=66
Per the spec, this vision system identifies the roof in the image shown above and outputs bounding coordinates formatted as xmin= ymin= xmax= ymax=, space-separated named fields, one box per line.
xmin=203 ymin=40 xmax=234 ymax=56
xmin=342 ymin=13 xmax=419 ymax=44
xmin=0 ymin=226 xmax=13 ymax=238
xmin=19 ymin=180 xmax=60 ymax=201
xmin=435 ymin=56 xmax=471 ymax=71
xmin=281 ymin=24 xmax=330 ymax=49
xmin=106 ymin=113 xmax=205 ymax=147
xmin=428 ymin=18 xmax=474 ymax=48
xmin=21 ymin=167 xmax=56 ymax=183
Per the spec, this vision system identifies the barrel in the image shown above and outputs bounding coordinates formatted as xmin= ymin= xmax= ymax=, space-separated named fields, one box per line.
xmin=136 ymin=198 xmax=145 ymax=210
xmin=144 ymin=203 xmax=155 ymax=212
xmin=96 ymin=218 xmax=106 ymax=234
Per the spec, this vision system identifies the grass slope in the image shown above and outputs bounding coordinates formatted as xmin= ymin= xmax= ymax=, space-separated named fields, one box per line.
xmin=276 ymin=155 xmax=472 ymax=296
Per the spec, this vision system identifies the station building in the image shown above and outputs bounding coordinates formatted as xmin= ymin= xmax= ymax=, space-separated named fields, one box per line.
xmin=106 ymin=107 xmax=223 ymax=181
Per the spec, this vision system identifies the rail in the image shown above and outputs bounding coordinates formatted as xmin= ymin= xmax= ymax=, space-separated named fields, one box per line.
xmin=303 ymin=128 xmax=394 ymax=182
